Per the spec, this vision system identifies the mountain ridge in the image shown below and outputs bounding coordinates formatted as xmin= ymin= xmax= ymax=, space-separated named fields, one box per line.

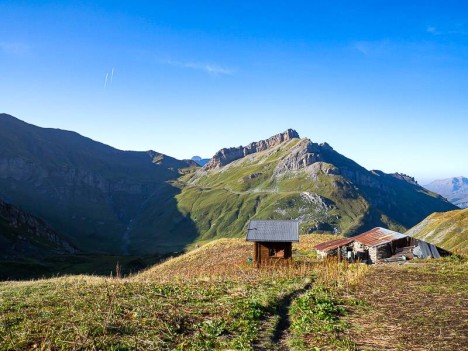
xmin=0 ymin=114 xmax=457 ymax=257
xmin=172 ymin=133 xmax=456 ymax=246
xmin=424 ymin=176 xmax=468 ymax=208
xmin=204 ymin=128 xmax=300 ymax=170
xmin=0 ymin=113 xmax=196 ymax=254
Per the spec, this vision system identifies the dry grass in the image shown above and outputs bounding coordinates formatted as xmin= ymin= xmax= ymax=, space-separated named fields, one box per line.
xmin=137 ymin=235 xmax=339 ymax=283
xmin=295 ymin=234 xmax=339 ymax=251
xmin=2 ymin=233 xmax=464 ymax=351
xmin=137 ymin=238 xmax=252 ymax=282
xmin=344 ymin=258 xmax=468 ymax=351
xmin=2 ymin=234 xmax=351 ymax=350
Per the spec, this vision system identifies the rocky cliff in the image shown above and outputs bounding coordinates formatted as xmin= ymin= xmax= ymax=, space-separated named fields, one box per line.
xmin=204 ymin=129 xmax=300 ymax=169
xmin=0 ymin=199 xmax=76 ymax=258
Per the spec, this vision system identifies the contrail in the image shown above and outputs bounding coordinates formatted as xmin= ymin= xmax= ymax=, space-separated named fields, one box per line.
xmin=104 ymin=72 xmax=109 ymax=88
xmin=111 ymin=67 xmax=115 ymax=84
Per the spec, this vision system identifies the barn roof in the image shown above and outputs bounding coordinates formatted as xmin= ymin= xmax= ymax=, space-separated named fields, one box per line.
xmin=246 ymin=220 xmax=299 ymax=242
xmin=314 ymin=237 xmax=354 ymax=252
xmin=313 ymin=227 xmax=408 ymax=253
xmin=353 ymin=227 xmax=407 ymax=247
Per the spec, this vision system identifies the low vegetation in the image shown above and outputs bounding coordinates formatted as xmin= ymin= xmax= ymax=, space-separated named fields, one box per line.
xmin=1 ymin=235 xmax=466 ymax=350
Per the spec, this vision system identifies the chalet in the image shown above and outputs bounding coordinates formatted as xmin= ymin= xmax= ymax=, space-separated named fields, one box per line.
xmin=314 ymin=227 xmax=448 ymax=264
xmin=246 ymin=220 xmax=299 ymax=267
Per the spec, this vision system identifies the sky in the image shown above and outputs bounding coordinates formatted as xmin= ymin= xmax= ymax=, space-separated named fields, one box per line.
xmin=1 ymin=0 xmax=467 ymax=184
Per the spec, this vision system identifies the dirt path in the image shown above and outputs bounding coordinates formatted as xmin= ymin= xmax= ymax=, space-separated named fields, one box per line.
xmin=253 ymin=283 xmax=312 ymax=351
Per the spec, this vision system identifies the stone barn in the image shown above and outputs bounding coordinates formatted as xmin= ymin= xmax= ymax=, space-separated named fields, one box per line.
xmin=314 ymin=227 xmax=450 ymax=264
xmin=246 ymin=220 xmax=299 ymax=267
xmin=351 ymin=227 xmax=412 ymax=264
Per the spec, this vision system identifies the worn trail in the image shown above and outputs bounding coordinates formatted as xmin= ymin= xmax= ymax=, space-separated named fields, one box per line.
xmin=253 ymin=283 xmax=312 ymax=351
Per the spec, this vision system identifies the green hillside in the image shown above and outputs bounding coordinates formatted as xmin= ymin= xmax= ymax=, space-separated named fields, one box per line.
xmin=131 ymin=134 xmax=456 ymax=253
xmin=0 ymin=115 xmax=457 ymax=258
xmin=407 ymin=208 xmax=468 ymax=254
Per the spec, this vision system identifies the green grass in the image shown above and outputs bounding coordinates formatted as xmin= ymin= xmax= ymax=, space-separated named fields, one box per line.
xmin=289 ymin=286 xmax=358 ymax=351
xmin=1 ymin=237 xmax=466 ymax=350
xmin=0 ymin=274 xmax=306 ymax=350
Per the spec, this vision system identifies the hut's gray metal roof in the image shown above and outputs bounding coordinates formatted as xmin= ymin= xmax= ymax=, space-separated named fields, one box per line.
xmin=246 ymin=220 xmax=299 ymax=242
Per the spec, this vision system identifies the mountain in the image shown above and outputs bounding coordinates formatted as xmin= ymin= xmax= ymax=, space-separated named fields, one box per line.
xmin=424 ymin=177 xmax=468 ymax=208
xmin=406 ymin=208 xmax=468 ymax=254
xmin=0 ymin=115 xmax=457 ymax=257
xmin=0 ymin=113 xmax=197 ymax=254
xmin=191 ymin=156 xmax=210 ymax=166
xmin=171 ymin=129 xmax=457 ymax=244
xmin=0 ymin=197 xmax=76 ymax=259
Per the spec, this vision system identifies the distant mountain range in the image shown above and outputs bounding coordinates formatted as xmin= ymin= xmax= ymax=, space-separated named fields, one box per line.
xmin=191 ymin=156 xmax=210 ymax=166
xmin=0 ymin=114 xmax=457 ymax=258
xmin=424 ymin=177 xmax=468 ymax=208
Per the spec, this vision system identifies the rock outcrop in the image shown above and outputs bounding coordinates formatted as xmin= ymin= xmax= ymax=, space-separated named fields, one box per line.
xmin=274 ymin=139 xmax=325 ymax=174
xmin=0 ymin=199 xmax=76 ymax=258
xmin=204 ymin=129 xmax=300 ymax=170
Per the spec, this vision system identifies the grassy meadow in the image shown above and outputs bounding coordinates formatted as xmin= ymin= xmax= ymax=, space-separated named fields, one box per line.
xmin=1 ymin=235 xmax=467 ymax=350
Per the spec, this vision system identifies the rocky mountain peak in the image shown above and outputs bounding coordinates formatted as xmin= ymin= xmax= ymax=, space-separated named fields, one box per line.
xmin=204 ymin=129 xmax=300 ymax=170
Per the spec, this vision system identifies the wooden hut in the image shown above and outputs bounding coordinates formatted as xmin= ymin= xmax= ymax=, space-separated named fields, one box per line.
xmin=246 ymin=220 xmax=299 ymax=267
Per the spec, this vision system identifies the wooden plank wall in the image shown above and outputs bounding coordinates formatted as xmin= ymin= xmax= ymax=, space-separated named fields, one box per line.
xmin=255 ymin=242 xmax=293 ymax=266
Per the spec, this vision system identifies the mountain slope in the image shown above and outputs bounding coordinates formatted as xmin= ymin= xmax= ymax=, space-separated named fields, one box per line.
xmin=0 ymin=115 xmax=457 ymax=257
xmin=0 ymin=114 xmax=196 ymax=254
xmin=406 ymin=208 xmax=468 ymax=254
xmin=171 ymin=130 xmax=456 ymax=243
xmin=0 ymin=198 xmax=76 ymax=259
xmin=424 ymin=177 xmax=468 ymax=208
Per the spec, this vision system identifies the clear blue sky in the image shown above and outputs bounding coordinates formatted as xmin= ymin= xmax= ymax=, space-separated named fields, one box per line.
xmin=1 ymin=1 xmax=467 ymax=184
